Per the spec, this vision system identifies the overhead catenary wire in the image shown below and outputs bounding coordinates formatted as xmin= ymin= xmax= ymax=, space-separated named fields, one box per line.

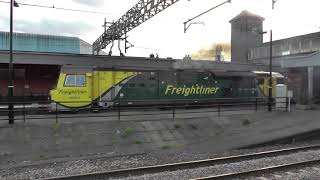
xmin=0 ymin=0 xmax=112 ymax=15
xmin=132 ymin=46 xmax=161 ymax=51
xmin=183 ymin=0 xmax=231 ymax=33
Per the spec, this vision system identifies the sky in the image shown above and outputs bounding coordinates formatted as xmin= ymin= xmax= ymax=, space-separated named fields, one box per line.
xmin=0 ymin=0 xmax=320 ymax=59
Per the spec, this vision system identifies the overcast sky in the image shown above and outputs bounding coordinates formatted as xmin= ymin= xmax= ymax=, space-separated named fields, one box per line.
xmin=0 ymin=0 xmax=320 ymax=58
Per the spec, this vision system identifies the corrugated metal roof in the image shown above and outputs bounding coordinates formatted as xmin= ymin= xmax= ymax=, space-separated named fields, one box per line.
xmin=0 ymin=31 xmax=82 ymax=54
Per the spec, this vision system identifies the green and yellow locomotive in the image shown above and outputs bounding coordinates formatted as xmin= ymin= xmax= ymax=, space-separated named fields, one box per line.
xmin=50 ymin=66 xmax=258 ymax=109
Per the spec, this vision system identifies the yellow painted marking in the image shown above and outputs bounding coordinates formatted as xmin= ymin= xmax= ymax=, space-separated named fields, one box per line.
xmin=273 ymin=174 xmax=282 ymax=178
xmin=298 ymin=170 xmax=308 ymax=173
xmin=257 ymin=177 xmax=270 ymax=180
xmin=51 ymin=71 xmax=136 ymax=108
xmin=285 ymin=172 xmax=295 ymax=175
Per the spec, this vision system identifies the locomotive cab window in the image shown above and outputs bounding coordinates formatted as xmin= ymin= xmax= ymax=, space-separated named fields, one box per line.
xmin=76 ymin=75 xmax=86 ymax=86
xmin=257 ymin=78 xmax=264 ymax=85
xmin=64 ymin=75 xmax=86 ymax=87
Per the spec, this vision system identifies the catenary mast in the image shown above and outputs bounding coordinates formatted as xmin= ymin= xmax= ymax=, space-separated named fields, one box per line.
xmin=92 ymin=0 xmax=181 ymax=54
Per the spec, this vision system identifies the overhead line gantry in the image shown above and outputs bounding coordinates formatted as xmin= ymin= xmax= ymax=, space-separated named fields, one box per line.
xmin=92 ymin=0 xmax=181 ymax=55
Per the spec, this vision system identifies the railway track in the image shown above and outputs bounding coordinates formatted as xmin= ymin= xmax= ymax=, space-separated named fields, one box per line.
xmin=192 ymin=159 xmax=320 ymax=179
xmin=40 ymin=144 xmax=320 ymax=180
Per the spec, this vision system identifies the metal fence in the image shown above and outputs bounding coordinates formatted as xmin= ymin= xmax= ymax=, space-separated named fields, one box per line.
xmin=0 ymin=97 xmax=289 ymax=123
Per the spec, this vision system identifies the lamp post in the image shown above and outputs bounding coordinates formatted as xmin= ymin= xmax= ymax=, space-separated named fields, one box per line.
xmin=268 ymin=30 xmax=273 ymax=112
xmin=268 ymin=0 xmax=277 ymax=111
xmin=255 ymin=30 xmax=272 ymax=111
xmin=272 ymin=0 xmax=278 ymax=10
xmin=8 ymin=0 xmax=19 ymax=124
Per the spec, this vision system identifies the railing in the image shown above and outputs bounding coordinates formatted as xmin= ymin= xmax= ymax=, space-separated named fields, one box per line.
xmin=0 ymin=97 xmax=289 ymax=124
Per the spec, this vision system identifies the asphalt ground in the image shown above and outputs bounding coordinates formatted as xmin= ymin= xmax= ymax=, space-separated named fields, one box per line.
xmin=0 ymin=105 xmax=318 ymax=173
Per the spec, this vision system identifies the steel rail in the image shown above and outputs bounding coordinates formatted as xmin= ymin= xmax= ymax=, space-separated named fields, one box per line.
xmin=192 ymin=159 xmax=320 ymax=180
xmin=40 ymin=144 xmax=320 ymax=180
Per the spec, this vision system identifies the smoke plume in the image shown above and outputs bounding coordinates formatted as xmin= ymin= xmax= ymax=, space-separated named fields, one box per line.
xmin=191 ymin=43 xmax=231 ymax=61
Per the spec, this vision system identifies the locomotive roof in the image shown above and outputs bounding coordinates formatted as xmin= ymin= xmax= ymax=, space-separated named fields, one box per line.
xmin=61 ymin=66 xmax=92 ymax=74
xmin=214 ymin=71 xmax=256 ymax=77
xmin=253 ymin=71 xmax=284 ymax=78
xmin=61 ymin=66 xmax=256 ymax=77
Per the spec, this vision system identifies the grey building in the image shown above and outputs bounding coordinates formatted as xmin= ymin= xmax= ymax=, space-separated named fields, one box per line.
xmin=229 ymin=10 xmax=265 ymax=63
xmin=0 ymin=31 xmax=93 ymax=54
xmin=249 ymin=32 xmax=320 ymax=60
xmin=230 ymin=11 xmax=320 ymax=103
xmin=249 ymin=32 xmax=320 ymax=103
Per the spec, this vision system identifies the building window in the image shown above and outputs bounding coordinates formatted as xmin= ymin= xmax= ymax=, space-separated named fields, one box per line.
xmin=264 ymin=47 xmax=268 ymax=58
xmin=282 ymin=51 xmax=290 ymax=56
xmin=257 ymin=78 xmax=264 ymax=85
xmin=248 ymin=50 xmax=252 ymax=60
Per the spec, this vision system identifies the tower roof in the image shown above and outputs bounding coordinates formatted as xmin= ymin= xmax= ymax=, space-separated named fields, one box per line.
xmin=229 ymin=10 xmax=265 ymax=23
